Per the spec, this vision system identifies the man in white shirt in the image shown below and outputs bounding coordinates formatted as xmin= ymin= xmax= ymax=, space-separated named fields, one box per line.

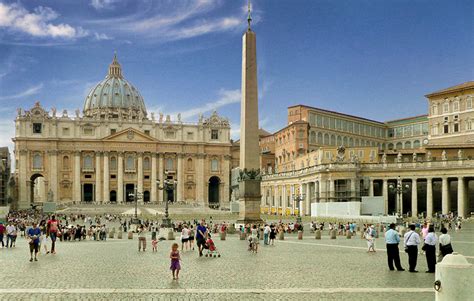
xmin=6 ymin=222 xmax=16 ymax=248
xmin=404 ymin=224 xmax=421 ymax=272
xmin=263 ymin=224 xmax=271 ymax=245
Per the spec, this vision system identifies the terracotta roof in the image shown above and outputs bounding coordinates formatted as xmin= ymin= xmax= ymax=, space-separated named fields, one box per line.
xmin=288 ymin=104 xmax=384 ymax=125
xmin=425 ymin=81 xmax=474 ymax=98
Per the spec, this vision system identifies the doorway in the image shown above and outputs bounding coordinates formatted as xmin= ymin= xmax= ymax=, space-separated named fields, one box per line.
xmin=109 ymin=190 xmax=117 ymax=203
xmin=125 ymin=184 xmax=135 ymax=202
xmin=208 ymin=176 xmax=220 ymax=208
xmin=83 ymin=184 xmax=93 ymax=202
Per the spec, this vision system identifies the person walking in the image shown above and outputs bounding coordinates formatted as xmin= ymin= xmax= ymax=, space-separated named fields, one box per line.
xmin=424 ymin=226 xmax=437 ymax=273
xmin=263 ymin=224 xmax=270 ymax=245
xmin=27 ymin=223 xmax=41 ymax=262
xmin=6 ymin=222 xmax=16 ymax=248
xmin=181 ymin=224 xmax=189 ymax=251
xmin=47 ymin=215 xmax=59 ymax=254
xmin=366 ymin=225 xmax=376 ymax=252
xmin=0 ymin=222 xmax=5 ymax=248
xmin=404 ymin=224 xmax=421 ymax=273
xmin=269 ymin=224 xmax=276 ymax=245
xmin=196 ymin=220 xmax=207 ymax=257
xmin=438 ymin=228 xmax=453 ymax=262
xmin=138 ymin=225 xmax=146 ymax=252
xmin=384 ymin=223 xmax=404 ymax=271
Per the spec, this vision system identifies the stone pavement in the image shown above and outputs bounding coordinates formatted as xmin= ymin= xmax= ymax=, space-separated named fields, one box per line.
xmin=1 ymin=222 xmax=472 ymax=301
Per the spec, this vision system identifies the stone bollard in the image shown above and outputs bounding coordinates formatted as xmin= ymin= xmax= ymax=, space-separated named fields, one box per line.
xmin=117 ymin=231 xmax=123 ymax=239
xmin=278 ymin=231 xmax=285 ymax=240
xmin=220 ymin=231 xmax=226 ymax=241
xmin=298 ymin=230 xmax=303 ymax=240
xmin=435 ymin=253 xmax=474 ymax=301
xmin=240 ymin=232 xmax=246 ymax=240
xmin=128 ymin=231 xmax=133 ymax=239
xmin=346 ymin=230 xmax=352 ymax=239
xmin=315 ymin=229 xmax=321 ymax=240
xmin=167 ymin=228 xmax=175 ymax=240
xmin=109 ymin=227 xmax=115 ymax=239
xmin=227 ymin=224 xmax=236 ymax=234
xmin=330 ymin=229 xmax=336 ymax=239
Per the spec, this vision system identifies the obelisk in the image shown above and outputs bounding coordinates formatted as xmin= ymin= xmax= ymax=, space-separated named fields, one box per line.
xmin=238 ymin=0 xmax=262 ymax=223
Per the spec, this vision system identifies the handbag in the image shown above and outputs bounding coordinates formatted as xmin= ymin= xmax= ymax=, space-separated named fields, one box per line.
xmin=404 ymin=232 xmax=414 ymax=253
xmin=421 ymin=244 xmax=427 ymax=251
xmin=440 ymin=243 xmax=453 ymax=256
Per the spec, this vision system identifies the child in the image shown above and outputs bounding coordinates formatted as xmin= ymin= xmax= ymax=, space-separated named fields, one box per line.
xmin=170 ymin=243 xmax=181 ymax=280
xmin=152 ymin=238 xmax=158 ymax=252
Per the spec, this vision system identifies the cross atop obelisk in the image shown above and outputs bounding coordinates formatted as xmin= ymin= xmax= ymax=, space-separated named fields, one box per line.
xmin=238 ymin=0 xmax=262 ymax=223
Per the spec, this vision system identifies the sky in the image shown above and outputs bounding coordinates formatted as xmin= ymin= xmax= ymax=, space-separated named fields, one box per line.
xmin=0 ymin=0 xmax=473 ymax=154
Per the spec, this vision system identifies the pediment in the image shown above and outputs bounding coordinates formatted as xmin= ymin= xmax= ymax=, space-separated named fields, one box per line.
xmin=103 ymin=128 xmax=156 ymax=142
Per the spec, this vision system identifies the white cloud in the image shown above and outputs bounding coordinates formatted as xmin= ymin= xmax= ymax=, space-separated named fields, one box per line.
xmin=0 ymin=119 xmax=15 ymax=161
xmin=90 ymin=0 xmax=119 ymax=10
xmin=169 ymin=88 xmax=240 ymax=120
xmin=0 ymin=2 xmax=88 ymax=39
xmin=165 ymin=17 xmax=241 ymax=40
xmin=94 ymin=32 xmax=113 ymax=40
xmin=0 ymin=83 xmax=43 ymax=100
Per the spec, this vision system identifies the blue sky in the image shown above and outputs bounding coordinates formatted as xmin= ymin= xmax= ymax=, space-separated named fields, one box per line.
xmin=0 ymin=0 xmax=473 ymax=153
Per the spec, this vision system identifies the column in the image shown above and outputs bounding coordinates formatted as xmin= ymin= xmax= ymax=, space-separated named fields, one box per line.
xmin=74 ymin=151 xmax=81 ymax=203
xmin=350 ymin=178 xmax=356 ymax=201
xmin=329 ymin=180 xmax=335 ymax=202
xmin=137 ymin=152 xmax=143 ymax=203
xmin=158 ymin=154 xmax=164 ymax=203
xmin=382 ymin=179 xmax=388 ymax=214
xmin=368 ymin=178 xmax=374 ymax=197
xmin=282 ymin=185 xmax=287 ymax=215
xmin=48 ymin=150 xmax=58 ymax=202
xmin=18 ymin=150 xmax=28 ymax=209
xmin=196 ymin=154 xmax=205 ymax=205
xmin=319 ymin=179 xmax=327 ymax=203
xmin=290 ymin=185 xmax=295 ymax=215
xmin=305 ymin=182 xmax=311 ymax=216
xmin=314 ymin=181 xmax=319 ymax=202
xmin=273 ymin=184 xmax=278 ymax=209
xmin=222 ymin=156 xmax=230 ymax=206
xmin=151 ymin=153 xmax=157 ymax=203
xmin=103 ymin=152 xmax=109 ymax=203
xmin=411 ymin=178 xmax=418 ymax=218
xmin=117 ymin=152 xmax=124 ymax=204
xmin=457 ymin=177 xmax=466 ymax=218
xmin=426 ymin=178 xmax=433 ymax=218
xmin=95 ymin=152 xmax=102 ymax=203
xmin=397 ymin=186 xmax=403 ymax=215
xmin=442 ymin=177 xmax=449 ymax=214
xmin=177 ymin=154 xmax=184 ymax=203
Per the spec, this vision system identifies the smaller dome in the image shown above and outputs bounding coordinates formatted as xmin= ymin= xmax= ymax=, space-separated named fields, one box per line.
xmin=83 ymin=53 xmax=147 ymax=119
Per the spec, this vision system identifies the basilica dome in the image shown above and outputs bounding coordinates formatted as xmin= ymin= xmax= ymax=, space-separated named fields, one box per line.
xmin=83 ymin=54 xmax=147 ymax=119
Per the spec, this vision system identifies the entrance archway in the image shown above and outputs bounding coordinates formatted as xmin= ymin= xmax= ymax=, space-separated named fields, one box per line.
xmin=208 ymin=176 xmax=220 ymax=208
xmin=83 ymin=184 xmax=93 ymax=202
xmin=143 ymin=191 xmax=150 ymax=203
xmin=109 ymin=190 xmax=117 ymax=203
xmin=30 ymin=174 xmax=46 ymax=205
xmin=125 ymin=184 xmax=135 ymax=202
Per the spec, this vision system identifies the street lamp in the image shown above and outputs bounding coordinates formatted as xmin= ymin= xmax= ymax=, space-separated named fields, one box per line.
xmin=128 ymin=187 xmax=142 ymax=224
xmin=388 ymin=176 xmax=410 ymax=217
xmin=156 ymin=170 xmax=177 ymax=228
xmin=293 ymin=193 xmax=305 ymax=224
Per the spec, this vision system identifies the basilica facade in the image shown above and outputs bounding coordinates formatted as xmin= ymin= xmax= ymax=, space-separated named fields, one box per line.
xmin=13 ymin=55 xmax=232 ymax=209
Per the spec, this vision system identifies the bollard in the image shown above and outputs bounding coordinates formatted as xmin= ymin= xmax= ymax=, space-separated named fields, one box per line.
xmin=128 ymin=231 xmax=133 ymax=239
xmin=298 ymin=230 xmax=303 ymax=240
xmin=117 ymin=231 xmax=123 ymax=239
xmin=278 ymin=231 xmax=285 ymax=240
xmin=435 ymin=253 xmax=474 ymax=301
xmin=346 ymin=230 xmax=352 ymax=239
xmin=220 ymin=231 xmax=226 ymax=241
xmin=240 ymin=232 xmax=246 ymax=240
xmin=227 ymin=224 xmax=236 ymax=234
xmin=330 ymin=229 xmax=336 ymax=239
xmin=109 ymin=227 xmax=115 ymax=239
xmin=315 ymin=229 xmax=321 ymax=240
xmin=167 ymin=228 xmax=175 ymax=240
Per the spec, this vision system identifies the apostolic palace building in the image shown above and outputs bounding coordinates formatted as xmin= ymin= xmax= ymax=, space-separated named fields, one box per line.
xmin=13 ymin=55 xmax=232 ymax=210
xmin=11 ymin=54 xmax=474 ymax=218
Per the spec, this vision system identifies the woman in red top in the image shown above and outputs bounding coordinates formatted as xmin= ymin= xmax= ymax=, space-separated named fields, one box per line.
xmin=47 ymin=215 xmax=59 ymax=254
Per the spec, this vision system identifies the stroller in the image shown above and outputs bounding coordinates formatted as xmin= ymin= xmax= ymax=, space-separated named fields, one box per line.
xmin=203 ymin=235 xmax=221 ymax=258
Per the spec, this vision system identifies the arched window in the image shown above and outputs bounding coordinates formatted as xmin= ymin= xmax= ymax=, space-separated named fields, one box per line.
xmin=84 ymin=155 xmax=93 ymax=169
xmin=33 ymin=153 xmax=42 ymax=169
xmin=413 ymin=140 xmax=421 ymax=149
xmin=404 ymin=141 xmax=412 ymax=149
xmin=324 ymin=133 xmax=329 ymax=145
xmin=143 ymin=157 xmax=150 ymax=170
xmin=310 ymin=131 xmax=316 ymax=143
xmin=126 ymin=156 xmax=134 ymax=170
xmin=387 ymin=143 xmax=394 ymax=150
xmin=166 ymin=158 xmax=173 ymax=171
xmin=395 ymin=142 xmax=403 ymax=150
xmin=110 ymin=157 xmax=117 ymax=170
xmin=187 ymin=158 xmax=193 ymax=171
xmin=63 ymin=156 xmax=69 ymax=169
xmin=317 ymin=132 xmax=323 ymax=144
xmin=211 ymin=158 xmax=219 ymax=172
xmin=336 ymin=136 xmax=342 ymax=146
xmin=330 ymin=134 xmax=336 ymax=146
xmin=343 ymin=136 xmax=348 ymax=146
xmin=349 ymin=137 xmax=354 ymax=147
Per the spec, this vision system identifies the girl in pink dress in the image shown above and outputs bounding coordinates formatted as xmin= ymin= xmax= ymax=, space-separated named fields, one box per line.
xmin=170 ymin=243 xmax=181 ymax=280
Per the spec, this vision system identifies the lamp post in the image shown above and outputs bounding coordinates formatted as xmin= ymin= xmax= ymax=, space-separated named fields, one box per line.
xmin=128 ymin=187 xmax=142 ymax=224
xmin=293 ymin=193 xmax=305 ymax=224
xmin=389 ymin=176 xmax=410 ymax=217
xmin=156 ymin=170 xmax=177 ymax=228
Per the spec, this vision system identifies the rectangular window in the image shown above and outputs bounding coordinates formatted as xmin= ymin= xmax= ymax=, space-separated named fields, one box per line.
xmin=211 ymin=129 xmax=219 ymax=140
xmin=323 ymin=117 xmax=329 ymax=128
xmin=444 ymin=124 xmax=449 ymax=134
xmin=187 ymin=132 xmax=194 ymax=140
xmin=467 ymin=120 xmax=472 ymax=131
xmin=404 ymin=125 xmax=412 ymax=137
xmin=33 ymin=123 xmax=42 ymax=134
xmin=453 ymin=101 xmax=459 ymax=112
xmin=165 ymin=131 xmax=175 ymax=139
xmin=144 ymin=175 xmax=150 ymax=179
xmin=467 ymin=98 xmax=473 ymax=109
xmin=62 ymin=127 xmax=70 ymax=136
xmin=316 ymin=115 xmax=322 ymax=127
xmin=388 ymin=128 xmax=394 ymax=138
xmin=144 ymin=130 xmax=150 ymax=136
xmin=395 ymin=127 xmax=402 ymax=137
xmin=413 ymin=124 xmax=421 ymax=136
xmin=110 ymin=129 xmax=116 ymax=135
xmin=83 ymin=128 xmax=94 ymax=136
xmin=454 ymin=123 xmax=459 ymax=132
xmin=84 ymin=175 xmax=92 ymax=179
xmin=444 ymin=103 xmax=449 ymax=113
xmin=111 ymin=175 xmax=116 ymax=179
xmin=330 ymin=118 xmax=335 ymax=129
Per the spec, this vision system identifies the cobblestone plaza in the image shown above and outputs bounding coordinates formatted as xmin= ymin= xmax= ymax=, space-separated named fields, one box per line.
xmin=1 ymin=219 xmax=473 ymax=300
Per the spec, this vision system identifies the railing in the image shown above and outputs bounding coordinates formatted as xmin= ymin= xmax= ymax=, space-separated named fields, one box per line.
xmin=263 ymin=159 xmax=474 ymax=180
